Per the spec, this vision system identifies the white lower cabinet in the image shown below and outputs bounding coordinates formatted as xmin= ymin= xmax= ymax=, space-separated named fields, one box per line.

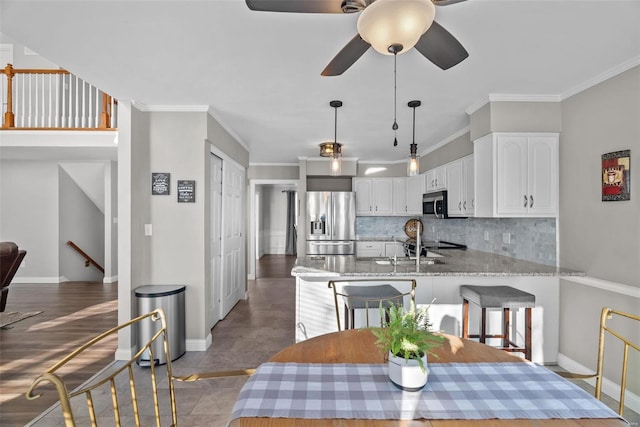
xmin=355 ymin=241 xmax=383 ymax=257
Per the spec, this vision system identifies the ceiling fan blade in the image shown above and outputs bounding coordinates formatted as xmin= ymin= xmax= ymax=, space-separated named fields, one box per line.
xmin=245 ymin=0 xmax=345 ymax=13
xmin=414 ymin=21 xmax=469 ymax=70
xmin=321 ymin=34 xmax=371 ymax=76
xmin=432 ymin=0 xmax=467 ymax=6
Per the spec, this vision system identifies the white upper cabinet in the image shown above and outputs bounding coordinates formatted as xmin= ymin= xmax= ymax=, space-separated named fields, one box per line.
xmin=393 ymin=178 xmax=408 ymax=215
xmin=474 ymin=133 xmax=558 ymax=217
xmin=445 ymin=155 xmax=474 ymax=217
xmin=353 ymin=178 xmax=393 ymax=216
xmin=425 ymin=165 xmax=446 ymax=192
xmin=406 ymin=174 xmax=423 ymax=215
xmin=354 ymin=177 xmax=422 ymax=216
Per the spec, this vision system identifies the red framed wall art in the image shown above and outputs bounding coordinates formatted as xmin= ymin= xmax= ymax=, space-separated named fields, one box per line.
xmin=601 ymin=150 xmax=630 ymax=201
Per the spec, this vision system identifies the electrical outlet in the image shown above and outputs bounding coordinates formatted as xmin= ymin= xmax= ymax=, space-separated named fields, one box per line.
xmin=484 ymin=231 xmax=489 ymax=241
xmin=502 ymin=232 xmax=511 ymax=244
xmin=144 ymin=224 xmax=153 ymax=236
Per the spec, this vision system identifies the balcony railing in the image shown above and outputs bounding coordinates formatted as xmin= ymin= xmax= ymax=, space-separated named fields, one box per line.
xmin=1 ymin=64 xmax=117 ymax=130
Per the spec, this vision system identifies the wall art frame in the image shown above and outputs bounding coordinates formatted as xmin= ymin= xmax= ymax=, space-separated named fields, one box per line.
xmin=601 ymin=150 xmax=630 ymax=201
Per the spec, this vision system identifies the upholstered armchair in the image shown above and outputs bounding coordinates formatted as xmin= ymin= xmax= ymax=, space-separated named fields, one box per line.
xmin=0 ymin=242 xmax=27 ymax=312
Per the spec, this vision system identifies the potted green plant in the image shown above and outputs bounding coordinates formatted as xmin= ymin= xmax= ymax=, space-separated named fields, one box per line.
xmin=371 ymin=301 xmax=444 ymax=391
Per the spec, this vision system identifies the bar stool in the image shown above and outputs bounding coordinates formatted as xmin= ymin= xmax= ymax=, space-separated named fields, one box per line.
xmin=328 ymin=280 xmax=416 ymax=331
xmin=460 ymin=285 xmax=535 ymax=360
xmin=341 ymin=285 xmax=402 ymax=329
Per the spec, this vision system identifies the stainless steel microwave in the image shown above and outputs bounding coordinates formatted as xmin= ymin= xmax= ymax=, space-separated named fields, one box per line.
xmin=422 ymin=190 xmax=448 ymax=219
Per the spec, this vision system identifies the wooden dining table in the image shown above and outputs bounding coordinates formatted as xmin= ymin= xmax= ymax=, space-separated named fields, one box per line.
xmin=229 ymin=329 xmax=627 ymax=427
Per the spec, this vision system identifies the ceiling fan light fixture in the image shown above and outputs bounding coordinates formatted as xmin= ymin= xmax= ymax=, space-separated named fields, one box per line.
xmin=357 ymin=0 xmax=435 ymax=56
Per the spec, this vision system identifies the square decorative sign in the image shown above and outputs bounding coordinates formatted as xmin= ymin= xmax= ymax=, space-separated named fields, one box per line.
xmin=151 ymin=173 xmax=170 ymax=195
xmin=601 ymin=150 xmax=630 ymax=201
xmin=177 ymin=180 xmax=196 ymax=203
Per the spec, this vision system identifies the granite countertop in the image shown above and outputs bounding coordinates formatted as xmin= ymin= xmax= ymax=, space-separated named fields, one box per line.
xmin=355 ymin=237 xmax=408 ymax=242
xmin=291 ymin=249 xmax=584 ymax=277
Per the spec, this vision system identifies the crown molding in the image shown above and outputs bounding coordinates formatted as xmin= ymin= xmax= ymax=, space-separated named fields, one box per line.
xmin=206 ymin=107 xmax=250 ymax=152
xmin=465 ymin=94 xmax=561 ymax=115
xmin=249 ymin=162 xmax=299 ymax=167
xmin=420 ymin=127 xmax=470 ymax=157
xmin=560 ymin=56 xmax=640 ymax=100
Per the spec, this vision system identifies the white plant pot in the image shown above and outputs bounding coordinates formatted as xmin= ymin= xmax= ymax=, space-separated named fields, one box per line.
xmin=387 ymin=351 xmax=428 ymax=391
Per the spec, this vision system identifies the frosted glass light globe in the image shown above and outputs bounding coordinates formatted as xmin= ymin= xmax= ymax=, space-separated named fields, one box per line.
xmin=357 ymin=0 xmax=435 ymax=55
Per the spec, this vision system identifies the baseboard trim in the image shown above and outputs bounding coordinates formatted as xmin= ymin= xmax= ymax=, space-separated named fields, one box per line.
xmin=557 ymin=352 xmax=640 ymax=414
xmin=12 ymin=276 xmax=64 ymax=284
xmin=103 ymin=275 xmax=118 ymax=283
xmin=186 ymin=336 xmax=211 ymax=352
xmin=247 ymin=273 xmax=256 ymax=280
xmin=115 ymin=345 xmax=136 ymax=361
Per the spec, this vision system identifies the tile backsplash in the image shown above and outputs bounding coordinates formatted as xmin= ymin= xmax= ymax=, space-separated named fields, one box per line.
xmin=356 ymin=216 xmax=557 ymax=266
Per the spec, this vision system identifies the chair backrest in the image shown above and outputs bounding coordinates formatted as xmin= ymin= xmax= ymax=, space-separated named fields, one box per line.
xmin=328 ymin=279 xmax=416 ymax=331
xmin=26 ymin=309 xmax=179 ymax=427
xmin=0 ymin=241 xmax=26 ymax=288
xmin=593 ymin=307 xmax=640 ymax=416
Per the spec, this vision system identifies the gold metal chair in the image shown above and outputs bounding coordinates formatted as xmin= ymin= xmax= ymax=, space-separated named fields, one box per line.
xmin=328 ymin=279 xmax=416 ymax=331
xmin=26 ymin=308 xmax=254 ymax=427
xmin=558 ymin=307 xmax=639 ymax=416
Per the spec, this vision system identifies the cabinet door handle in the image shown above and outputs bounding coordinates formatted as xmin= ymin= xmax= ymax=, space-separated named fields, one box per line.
xmin=458 ymin=201 xmax=462 ymax=211
xmin=472 ymin=199 xmax=475 ymax=208
xmin=524 ymin=195 xmax=528 ymax=208
xmin=375 ymin=206 xmax=378 ymax=211
xmin=530 ymin=195 xmax=534 ymax=208
xmin=463 ymin=201 xmax=467 ymax=210
xmin=435 ymin=179 xmax=438 ymax=187
xmin=370 ymin=205 xmax=372 ymax=211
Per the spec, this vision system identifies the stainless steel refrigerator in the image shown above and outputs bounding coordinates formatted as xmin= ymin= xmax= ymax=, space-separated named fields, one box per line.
xmin=306 ymin=191 xmax=356 ymax=255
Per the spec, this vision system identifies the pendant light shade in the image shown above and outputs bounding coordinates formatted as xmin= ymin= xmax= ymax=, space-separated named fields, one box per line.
xmin=357 ymin=0 xmax=435 ymax=56
xmin=407 ymin=100 xmax=421 ymax=176
xmin=319 ymin=100 xmax=343 ymax=176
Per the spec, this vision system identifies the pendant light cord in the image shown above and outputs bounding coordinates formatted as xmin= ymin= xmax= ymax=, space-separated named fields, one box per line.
xmin=392 ymin=52 xmax=398 ymax=146
xmin=334 ymin=104 xmax=337 ymax=143
xmin=412 ymin=103 xmax=416 ymax=143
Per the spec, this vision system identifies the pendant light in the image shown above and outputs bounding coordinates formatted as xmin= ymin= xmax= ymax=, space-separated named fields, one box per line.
xmin=407 ymin=100 xmax=421 ymax=176
xmin=318 ymin=100 xmax=343 ymax=176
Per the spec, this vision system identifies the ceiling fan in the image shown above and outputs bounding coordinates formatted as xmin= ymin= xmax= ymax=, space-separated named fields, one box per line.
xmin=245 ymin=0 xmax=469 ymax=76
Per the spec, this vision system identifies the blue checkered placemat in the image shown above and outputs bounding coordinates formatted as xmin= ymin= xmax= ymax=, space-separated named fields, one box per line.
xmin=231 ymin=362 xmax=626 ymax=422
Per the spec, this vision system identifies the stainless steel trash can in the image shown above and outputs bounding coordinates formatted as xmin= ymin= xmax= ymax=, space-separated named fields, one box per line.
xmin=135 ymin=285 xmax=186 ymax=366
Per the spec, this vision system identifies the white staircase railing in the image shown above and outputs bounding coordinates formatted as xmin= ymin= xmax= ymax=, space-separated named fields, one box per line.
xmin=1 ymin=64 xmax=117 ymax=130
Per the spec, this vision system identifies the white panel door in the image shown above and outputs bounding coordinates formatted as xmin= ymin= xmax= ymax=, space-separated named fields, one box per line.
xmin=221 ymin=161 xmax=245 ymax=318
xmin=209 ymin=154 xmax=223 ymax=325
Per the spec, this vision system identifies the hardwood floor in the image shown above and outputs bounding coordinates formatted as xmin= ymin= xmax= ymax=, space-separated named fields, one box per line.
xmin=0 ymin=281 xmax=119 ymax=426
xmin=1 ymin=255 xmax=296 ymax=426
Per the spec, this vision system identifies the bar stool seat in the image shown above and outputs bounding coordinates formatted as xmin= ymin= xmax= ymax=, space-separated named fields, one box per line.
xmin=342 ymin=284 xmax=403 ymax=329
xmin=460 ymin=285 xmax=535 ymax=360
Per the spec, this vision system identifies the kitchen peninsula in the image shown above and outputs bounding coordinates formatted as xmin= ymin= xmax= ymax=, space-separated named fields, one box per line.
xmin=291 ymin=249 xmax=583 ymax=364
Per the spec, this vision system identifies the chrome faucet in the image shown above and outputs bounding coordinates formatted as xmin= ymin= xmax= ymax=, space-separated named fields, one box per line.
xmin=415 ymin=220 xmax=421 ymax=271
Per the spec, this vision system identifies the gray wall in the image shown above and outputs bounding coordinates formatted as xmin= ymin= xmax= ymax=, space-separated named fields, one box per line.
xmin=59 ymin=166 xmax=104 ymax=282
xmin=148 ymin=111 xmax=208 ymax=341
xmin=558 ymin=65 xmax=639 ymax=395
xmin=248 ymin=164 xmax=299 ymax=180
xmin=207 ymin=113 xmax=249 ymax=168
xmin=0 ymin=160 xmax=60 ymax=280
xmin=469 ymin=101 xmax=562 ymax=141
xmin=421 ymin=131 xmax=473 ymax=171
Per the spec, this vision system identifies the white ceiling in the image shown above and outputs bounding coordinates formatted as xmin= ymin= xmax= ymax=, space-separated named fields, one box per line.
xmin=1 ymin=0 xmax=639 ymax=166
